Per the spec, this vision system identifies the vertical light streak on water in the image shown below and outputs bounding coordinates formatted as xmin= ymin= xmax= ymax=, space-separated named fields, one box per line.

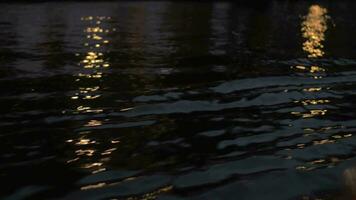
xmin=67 ymin=15 xmax=115 ymax=173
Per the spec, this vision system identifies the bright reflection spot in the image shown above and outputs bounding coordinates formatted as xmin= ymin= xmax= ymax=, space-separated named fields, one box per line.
xmin=101 ymin=148 xmax=117 ymax=155
xmin=77 ymin=106 xmax=91 ymax=111
xmin=76 ymin=138 xmax=96 ymax=145
xmin=92 ymin=34 xmax=102 ymax=40
xmin=86 ymin=27 xmax=104 ymax=33
xmin=85 ymin=120 xmax=103 ymax=127
xmin=75 ymin=149 xmax=95 ymax=156
xmin=296 ymin=99 xmax=330 ymax=106
xmin=302 ymin=5 xmax=328 ymax=58
xmin=292 ymin=65 xmax=325 ymax=73
xmin=71 ymin=15 xmax=111 ymax=104
xmin=294 ymin=4 xmax=329 ymax=81
xmin=67 ymin=157 xmax=79 ymax=163
xmin=291 ymin=109 xmax=327 ymax=118
xmin=290 ymin=5 xmax=332 ymax=126
xmin=294 ymin=65 xmax=306 ymax=70
xmin=80 ymin=86 xmax=100 ymax=92
xmin=83 ymin=95 xmax=101 ymax=100
xmin=313 ymin=139 xmax=334 ymax=145
xmin=67 ymin=15 xmax=116 ymax=172
xmin=303 ymin=87 xmax=322 ymax=92
xmin=120 ymin=107 xmax=134 ymax=112
xmin=82 ymin=162 xmax=103 ymax=168
xmin=310 ymin=66 xmax=325 ymax=73
xmin=296 ymin=154 xmax=348 ymax=172
xmin=311 ymin=159 xmax=325 ymax=164
xmin=92 ymin=168 xmax=106 ymax=174
xmin=81 ymin=182 xmax=106 ymax=190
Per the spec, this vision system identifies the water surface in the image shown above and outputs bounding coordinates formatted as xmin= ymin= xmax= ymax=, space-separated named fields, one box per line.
xmin=2 ymin=1 xmax=356 ymax=199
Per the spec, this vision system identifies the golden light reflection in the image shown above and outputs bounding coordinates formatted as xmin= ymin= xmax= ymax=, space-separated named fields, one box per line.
xmin=296 ymin=156 xmax=345 ymax=172
xmin=311 ymin=159 xmax=325 ymax=164
xmin=290 ymin=5 xmax=331 ymax=124
xmin=313 ymin=139 xmax=334 ymax=145
xmin=71 ymin=15 xmax=113 ymax=113
xmin=85 ymin=120 xmax=103 ymax=127
xmin=72 ymin=15 xmax=112 ymax=105
xmin=75 ymin=149 xmax=95 ymax=156
xmin=294 ymin=99 xmax=330 ymax=106
xmin=76 ymin=138 xmax=96 ymax=145
xmin=67 ymin=16 xmax=117 ymax=172
xmin=101 ymin=148 xmax=117 ymax=155
xmin=82 ymin=162 xmax=103 ymax=169
xmin=303 ymin=87 xmax=322 ymax=92
xmin=81 ymin=182 xmax=107 ymax=190
xmin=293 ymin=133 xmax=353 ymax=171
xmin=300 ymin=99 xmax=330 ymax=106
xmin=67 ymin=157 xmax=79 ymax=163
xmin=303 ymin=126 xmax=335 ymax=136
xmin=120 ymin=107 xmax=134 ymax=112
xmin=111 ymin=140 xmax=120 ymax=144
xmin=292 ymin=65 xmax=325 ymax=73
xmin=293 ymin=5 xmax=329 ymax=81
xmin=301 ymin=5 xmax=328 ymax=58
xmin=92 ymin=168 xmax=106 ymax=174
xmin=291 ymin=109 xmax=327 ymax=118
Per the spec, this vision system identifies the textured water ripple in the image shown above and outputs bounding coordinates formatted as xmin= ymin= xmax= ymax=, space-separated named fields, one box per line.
xmin=2 ymin=1 xmax=356 ymax=200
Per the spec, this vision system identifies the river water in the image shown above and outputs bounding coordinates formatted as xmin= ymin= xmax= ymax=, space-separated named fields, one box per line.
xmin=1 ymin=1 xmax=356 ymax=200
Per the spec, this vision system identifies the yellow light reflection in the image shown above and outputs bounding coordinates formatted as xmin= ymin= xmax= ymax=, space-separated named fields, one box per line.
xmin=75 ymin=149 xmax=95 ymax=156
xmin=301 ymin=5 xmax=328 ymax=58
xmin=292 ymin=65 xmax=325 ymax=73
xmin=291 ymin=109 xmax=327 ymax=118
xmin=71 ymin=15 xmax=111 ymax=104
xmin=303 ymin=87 xmax=322 ymax=92
xmin=92 ymin=168 xmax=106 ymax=174
xmin=297 ymin=155 xmax=346 ymax=172
xmin=83 ymin=95 xmax=101 ymax=100
xmin=85 ymin=120 xmax=103 ymax=127
xmin=76 ymin=138 xmax=96 ymax=145
xmin=67 ymin=15 xmax=116 ymax=172
xmin=120 ymin=107 xmax=134 ymax=112
xmin=300 ymin=99 xmax=330 ymax=106
xmin=79 ymin=86 xmax=100 ymax=92
xmin=313 ymin=139 xmax=334 ymax=145
xmin=77 ymin=106 xmax=91 ymax=111
xmin=67 ymin=157 xmax=79 ymax=163
xmin=81 ymin=182 xmax=107 ymax=190
xmin=101 ymin=148 xmax=117 ymax=155
xmin=310 ymin=66 xmax=325 ymax=73
xmin=290 ymin=5 xmax=332 ymax=127
xmin=82 ymin=162 xmax=103 ymax=168
xmin=294 ymin=4 xmax=329 ymax=81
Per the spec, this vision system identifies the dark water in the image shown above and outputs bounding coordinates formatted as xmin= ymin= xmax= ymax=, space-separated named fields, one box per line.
xmin=2 ymin=1 xmax=356 ymax=199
